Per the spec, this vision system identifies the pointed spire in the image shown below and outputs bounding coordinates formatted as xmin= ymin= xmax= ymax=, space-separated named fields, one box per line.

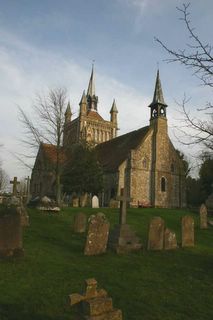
xmin=65 ymin=101 xmax=72 ymax=115
xmin=87 ymin=63 xmax=95 ymax=97
xmin=152 ymin=69 xmax=166 ymax=105
xmin=110 ymin=99 xmax=118 ymax=113
xmin=79 ymin=90 xmax=87 ymax=105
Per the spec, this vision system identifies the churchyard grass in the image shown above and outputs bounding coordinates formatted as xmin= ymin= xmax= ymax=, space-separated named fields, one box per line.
xmin=0 ymin=207 xmax=212 ymax=320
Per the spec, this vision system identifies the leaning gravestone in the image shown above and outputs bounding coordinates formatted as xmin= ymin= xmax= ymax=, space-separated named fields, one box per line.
xmin=69 ymin=278 xmax=122 ymax=320
xmin=92 ymin=195 xmax=99 ymax=208
xmin=73 ymin=212 xmax=87 ymax=233
xmin=147 ymin=217 xmax=165 ymax=250
xmin=199 ymin=204 xmax=208 ymax=229
xmin=72 ymin=197 xmax=79 ymax=208
xmin=164 ymin=228 xmax=177 ymax=250
xmin=181 ymin=215 xmax=194 ymax=247
xmin=84 ymin=213 xmax=109 ymax=256
xmin=0 ymin=206 xmax=24 ymax=258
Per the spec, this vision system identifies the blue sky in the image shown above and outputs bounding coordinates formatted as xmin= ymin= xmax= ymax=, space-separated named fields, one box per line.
xmin=0 ymin=0 xmax=212 ymax=179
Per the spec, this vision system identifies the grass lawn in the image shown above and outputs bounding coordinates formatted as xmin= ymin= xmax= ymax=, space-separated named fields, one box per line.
xmin=0 ymin=207 xmax=213 ymax=320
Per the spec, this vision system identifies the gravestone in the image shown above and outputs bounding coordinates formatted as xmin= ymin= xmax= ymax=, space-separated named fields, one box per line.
xmin=69 ymin=278 xmax=122 ymax=320
xmin=181 ymin=215 xmax=194 ymax=247
xmin=164 ymin=228 xmax=177 ymax=250
xmin=72 ymin=197 xmax=79 ymax=208
xmin=84 ymin=213 xmax=109 ymax=255
xmin=199 ymin=204 xmax=208 ymax=229
xmin=92 ymin=195 xmax=99 ymax=208
xmin=109 ymin=187 xmax=142 ymax=254
xmin=0 ymin=206 xmax=24 ymax=258
xmin=147 ymin=217 xmax=165 ymax=250
xmin=37 ymin=196 xmax=60 ymax=212
xmin=80 ymin=193 xmax=88 ymax=207
xmin=10 ymin=177 xmax=20 ymax=196
xmin=73 ymin=212 xmax=87 ymax=233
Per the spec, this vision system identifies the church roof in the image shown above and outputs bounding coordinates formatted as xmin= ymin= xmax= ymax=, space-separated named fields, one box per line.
xmin=96 ymin=126 xmax=150 ymax=171
xmin=41 ymin=143 xmax=66 ymax=164
xmin=87 ymin=110 xmax=104 ymax=121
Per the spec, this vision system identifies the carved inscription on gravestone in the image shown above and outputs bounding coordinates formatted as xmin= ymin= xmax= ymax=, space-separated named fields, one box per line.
xmin=84 ymin=213 xmax=109 ymax=256
xmin=147 ymin=217 xmax=165 ymax=250
xmin=181 ymin=215 xmax=194 ymax=247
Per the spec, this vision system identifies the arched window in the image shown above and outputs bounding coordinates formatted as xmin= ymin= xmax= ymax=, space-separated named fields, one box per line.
xmin=171 ymin=163 xmax=174 ymax=173
xmin=161 ymin=177 xmax=166 ymax=192
xmin=143 ymin=157 xmax=147 ymax=169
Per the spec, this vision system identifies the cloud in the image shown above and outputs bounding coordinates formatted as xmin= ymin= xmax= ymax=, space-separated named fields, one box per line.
xmin=0 ymin=29 xmax=150 ymax=179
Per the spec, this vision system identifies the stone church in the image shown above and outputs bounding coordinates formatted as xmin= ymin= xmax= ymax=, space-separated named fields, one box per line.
xmin=30 ymin=67 xmax=186 ymax=208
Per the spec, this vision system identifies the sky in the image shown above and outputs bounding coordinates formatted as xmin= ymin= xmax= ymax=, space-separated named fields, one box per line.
xmin=0 ymin=0 xmax=212 ymax=182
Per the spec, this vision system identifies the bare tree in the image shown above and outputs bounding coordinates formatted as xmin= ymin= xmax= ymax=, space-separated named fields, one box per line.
xmin=155 ymin=3 xmax=213 ymax=152
xmin=19 ymin=88 xmax=68 ymax=205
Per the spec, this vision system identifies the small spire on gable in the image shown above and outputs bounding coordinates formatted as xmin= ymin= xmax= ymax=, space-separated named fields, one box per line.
xmin=110 ymin=99 xmax=118 ymax=113
xmin=79 ymin=90 xmax=87 ymax=105
xmin=152 ymin=69 xmax=166 ymax=105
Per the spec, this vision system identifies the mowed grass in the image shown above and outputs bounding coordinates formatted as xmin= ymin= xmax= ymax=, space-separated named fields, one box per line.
xmin=0 ymin=207 xmax=213 ymax=320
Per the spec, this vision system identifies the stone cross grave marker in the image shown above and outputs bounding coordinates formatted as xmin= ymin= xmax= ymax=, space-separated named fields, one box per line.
xmin=84 ymin=213 xmax=109 ymax=256
xmin=69 ymin=278 xmax=123 ymax=320
xmin=164 ymin=228 xmax=177 ymax=250
xmin=10 ymin=177 xmax=20 ymax=196
xmin=116 ymin=187 xmax=132 ymax=224
xmin=109 ymin=186 xmax=142 ymax=254
xmin=92 ymin=195 xmax=99 ymax=208
xmin=181 ymin=215 xmax=194 ymax=247
xmin=73 ymin=212 xmax=87 ymax=233
xmin=199 ymin=203 xmax=208 ymax=229
xmin=147 ymin=217 xmax=165 ymax=250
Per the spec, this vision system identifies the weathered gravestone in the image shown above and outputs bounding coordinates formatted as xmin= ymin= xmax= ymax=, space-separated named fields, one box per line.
xmin=181 ymin=215 xmax=194 ymax=247
xmin=109 ymin=198 xmax=119 ymax=208
xmin=37 ymin=196 xmax=60 ymax=212
xmin=109 ymin=187 xmax=142 ymax=254
xmin=147 ymin=217 xmax=165 ymax=251
xmin=164 ymin=228 xmax=177 ymax=250
xmin=16 ymin=204 xmax=30 ymax=227
xmin=69 ymin=278 xmax=123 ymax=320
xmin=72 ymin=197 xmax=79 ymax=208
xmin=92 ymin=195 xmax=99 ymax=208
xmin=0 ymin=206 xmax=24 ymax=258
xmin=84 ymin=213 xmax=109 ymax=256
xmin=199 ymin=203 xmax=208 ymax=229
xmin=73 ymin=212 xmax=87 ymax=233
xmin=80 ymin=193 xmax=88 ymax=207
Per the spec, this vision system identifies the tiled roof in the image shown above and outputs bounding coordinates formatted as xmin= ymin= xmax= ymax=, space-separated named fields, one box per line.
xmin=96 ymin=126 xmax=150 ymax=172
xmin=41 ymin=143 xmax=66 ymax=164
xmin=87 ymin=111 xmax=104 ymax=121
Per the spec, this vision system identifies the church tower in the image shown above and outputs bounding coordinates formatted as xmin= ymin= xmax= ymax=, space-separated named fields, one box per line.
xmin=63 ymin=65 xmax=118 ymax=147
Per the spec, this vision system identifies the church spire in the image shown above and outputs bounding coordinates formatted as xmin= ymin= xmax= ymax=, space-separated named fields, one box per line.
xmin=87 ymin=63 xmax=95 ymax=97
xmin=152 ymin=69 xmax=166 ymax=105
xmin=149 ymin=69 xmax=167 ymax=120
xmin=86 ymin=64 xmax=98 ymax=111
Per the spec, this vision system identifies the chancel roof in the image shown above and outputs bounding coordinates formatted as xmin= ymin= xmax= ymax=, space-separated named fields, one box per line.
xmin=41 ymin=143 xmax=66 ymax=164
xmin=96 ymin=126 xmax=150 ymax=171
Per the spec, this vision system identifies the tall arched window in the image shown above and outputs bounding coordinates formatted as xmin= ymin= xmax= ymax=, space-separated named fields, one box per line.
xmin=161 ymin=177 xmax=166 ymax=192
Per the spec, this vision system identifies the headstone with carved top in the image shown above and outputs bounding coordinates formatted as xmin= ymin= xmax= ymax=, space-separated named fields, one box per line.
xmin=147 ymin=217 xmax=165 ymax=251
xmin=84 ymin=213 xmax=109 ymax=256
xmin=69 ymin=278 xmax=122 ymax=320
xmin=181 ymin=215 xmax=194 ymax=247
xmin=10 ymin=177 xmax=20 ymax=196
xmin=199 ymin=203 xmax=208 ymax=229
